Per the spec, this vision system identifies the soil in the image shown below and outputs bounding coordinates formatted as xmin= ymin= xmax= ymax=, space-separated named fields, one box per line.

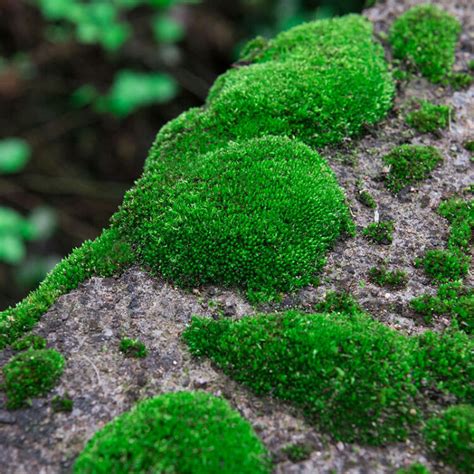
xmin=0 ymin=0 xmax=473 ymax=473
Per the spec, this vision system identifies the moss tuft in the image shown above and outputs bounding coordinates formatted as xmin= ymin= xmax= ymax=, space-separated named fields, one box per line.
xmin=368 ymin=266 xmax=408 ymax=289
xmin=423 ymin=405 xmax=474 ymax=473
xmin=73 ymin=391 xmax=271 ymax=474
xmin=389 ymin=4 xmax=461 ymax=83
xmin=2 ymin=349 xmax=65 ymax=409
xmin=357 ymin=189 xmax=377 ymax=209
xmin=444 ymin=72 xmax=473 ymax=90
xmin=362 ymin=220 xmax=394 ymax=245
xmin=382 ymin=144 xmax=442 ymax=193
xmin=282 ymin=443 xmax=313 ymax=463
xmin=396 ymin=464 xmax=431 ymax=474
xmin=406 ymin=101 xmax=451 ymax=134
xmin=417 ymin=249 xmax=469 ymax=283
xmin=314 ymin=290 xmax=361 ymax=315
xmin=119 ymin=337 xmax=148 ymax=358
xmin=11 ymin=334 xmax=47 ymax=351
xmin=51 ymin=394 xmax=74 ymax=413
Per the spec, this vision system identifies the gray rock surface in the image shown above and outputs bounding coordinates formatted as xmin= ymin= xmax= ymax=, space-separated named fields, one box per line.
xmin=0 ymin=0 xmax=472 ymax=472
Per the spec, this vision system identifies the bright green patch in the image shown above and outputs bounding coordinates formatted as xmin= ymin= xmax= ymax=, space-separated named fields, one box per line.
xmin=51 ymin=394 xmax=74 ymax=413
xmin=382 ymin=145 xmax=442 ymax=193
xmin=424 ymin=405 xmax=474 ymax=473
xmin=2 ymin=349 xmax=65 ymax=409
xmin=314 ymin=290 xmax=361 ymax=315
xmin=438 ymin=197 xmax=473 ymax=252
xmin=368 ymin=266 xmax=408 ymax=289
xmin=396 ymin=463 xmax=431 ymax=474
xmin=11 ymin=334 xmax=47 ymax=351
xmin=363 ymin=221 xmax=394 ymax=245
xmin=406 ymin=101 xmax=451 ymax=134
xmin=389 ymin=4 xmax=461 ymax=83
xmin=282 ymin=443 xmax=313 ymax=463
xmin=119 ymin=337 xmax=148 ymax=358
xmin=417 ymin=249 xmax=469 ymax=283
xmin=73 ymin=392 xmax=271 ymax=474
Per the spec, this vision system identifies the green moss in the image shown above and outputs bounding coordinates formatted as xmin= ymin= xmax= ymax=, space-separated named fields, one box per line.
xmin=368 ymin=266 xmax=408 ymax=289
xmin=73 ymin=392 xmax=271 ymax=474
xmin=314 ymin=290 xmax=361 ymax=315
xmin=405 ymin=101 xmax=451 ymax=134
xmin=362 ymin=220 xmax=394 ymax=245
xmin=389 ymin=4 xmax=461 ymax=83
xmin=119 ymin=337 xmax=148 ymax=358
xmin=423 ymin=405 xmax=474 ymax=473
xmin=2 ymin=349 xmax=65 ymax=409
xmin=469 ymin=61 xmax=474 ymax=72
xmin=357 ymin=189 xmax=377 ymax=208
xmin=417 ymin=249 xmax=469 ymax=283
xmin=184 ymin=311 xmax=420 ymax=444
xmin=396 ymin=464 xmax=431 ymax=474
xmin=11 ymin=334 xmax=46 ymax=351
xmin=444 ymin=72 xmax=473 ymax=90
xmin=464 ymin=140 xmax=474 ymax=153
xmin=282 ymin=443 xmax=313 ymax=463
xmin=382 ymin=145 xmax=442 ymax=193
xmin=438 ymin=198 xmax=473 ymax=252
xmin=51 ymin=394 xmax=73 ymax=413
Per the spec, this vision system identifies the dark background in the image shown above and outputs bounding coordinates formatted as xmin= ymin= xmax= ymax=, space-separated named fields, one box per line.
xmin=0 ymin=0 xmax=367 ymax=309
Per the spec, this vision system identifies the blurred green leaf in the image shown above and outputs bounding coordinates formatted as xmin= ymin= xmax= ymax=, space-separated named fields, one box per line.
xmin=0 ymin=207 xmax=35 ymax=240
xmin=100 ymin=70 xmax=178 ymax=117
xmin=37 ymin=0 xmax=74 ymax=21
xmin=100 ymin=23 xmax=131 ymax=51
xmin=28 ymin=207 xmax=58 ymax=241
xmin=0 ymin=138 xmax=31 ymax=174
xmin=152 ymin=15 xmax=185 ymax=43
xmin=70 ymin=84 xmax=99 ymax=107
xmin=0 ymin=234 xmax=25 ymax=264
xmin=15 ymin=255 xmax=60 ymax=288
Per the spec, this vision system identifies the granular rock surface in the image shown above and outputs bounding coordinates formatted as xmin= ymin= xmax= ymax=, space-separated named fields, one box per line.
xmin=0 ymin=0 xmax=472 ymax=473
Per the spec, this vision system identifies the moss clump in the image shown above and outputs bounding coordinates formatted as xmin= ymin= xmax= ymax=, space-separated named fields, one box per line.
xmin=406 ymin=101 xmax=451 ymax=134
xmin=73 ymin=392 xmax=270 ymax=474
xmin=51 ymin=394 xmax=73 ymax=413
xmin=396 ymin=464 xmax=431 ymax=474
xmin=438 ymin=197 xmax=474 ymax=252
xmin=423 ymin=405 xmax=474 ymax=473
xmin=411 ymin=282 xmax=473 ymax=333
xmin=11 ymin=334 xmax=46 ymax=351
xmin=357 ymin=189 xmax=377 ymax=209
xmin=314 ymin=290 xmax=361 ymax=315
xmin=119 ymin=337 xmax=148 ymax=358
xmin=444 ymin=72 xmax=473 ymax=90
xmin=382 ymin=145 xmax=442 ymax=193
xmin=184 ymin=311 xmax=420 ymax=444
xmin=2 ymin=349 xmax=65 ymax=409
xmin=362 ymin=220 xmax=394 ymax=245
xmin=117 ymin=137 xmax=352 ymax=302
xmin=417 ymin=249 xmax=469 ymax=283
xmin=464 ymin=140 xmax=474 ymax=153
xmin=368 ymin=266 xmax=408 ymax=289
xmin=389 ymin=4 xmax=461 ymax=83
xmin=282 ymin=443 xmax=313 ymax=463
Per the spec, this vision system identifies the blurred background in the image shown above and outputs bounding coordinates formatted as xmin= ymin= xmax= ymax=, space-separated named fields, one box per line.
xmin=0 ymin=0 xmax=369 ymax=309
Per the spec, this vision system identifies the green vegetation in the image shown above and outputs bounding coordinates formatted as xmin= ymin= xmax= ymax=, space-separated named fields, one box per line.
xmin=356 ymin=189 xmax=377 ymax=208
xmin=465 ymin=140 xmax=474 ymax=153
xmin=11 ymin=334 xmax=47 ymax=351
xmin=444 ymin=72 xmax=473 ymax=90
xmin=51 ymin=394 xmax=74 ymax=413
xmin=362 ymin=221 xmax=394 ymax=245
xmin=423 ymin=405 xmax=474 ymax=473
xmin=382 ymin=145 xmax=442 ymax=193
xmin=314 ymin=290 xmax=361 ymax=315
xmin=389 ymin=4 xmax=461 ymax=83
xmin=368 ymin=266 xmax=408 ymax=289
xmin=396 ymin=464 xmax=431 ymax=474
xmin=119 ymin=337 xmax=148 ymax=358
xmin=2 ymin=349 xmax=65 ymax=409
xmin=417 ymin=249 xmax=469 ymax=283
xmin=405 ymin=101 xmax=451 ymax=134
xmin=282 ymin=443 xmax=313 ymax=462
xmin=73 ymin=391 xmax=270 ymax=474
xmin=438 ymin=197 xmax=473 ymax=252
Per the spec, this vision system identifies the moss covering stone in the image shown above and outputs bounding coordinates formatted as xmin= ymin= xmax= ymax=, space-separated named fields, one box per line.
xmin=73 ymin=391 xmax=270 ymax=474
xmin=423 ymin=405 xmax=474 ymax=473
xmin=2 ymin=349 xmax=65 ymax=409
xmin=389 ymin=4 xmax=461 ymax=83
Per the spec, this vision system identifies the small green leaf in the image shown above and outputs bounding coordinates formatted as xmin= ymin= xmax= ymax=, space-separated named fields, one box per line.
xmin=0 ymin=138 xmax=31 ymax=174
xmin=0 ymin=234 xmax=26 ymax=264
xmin=152 ymin=15 xmax=185 ymax=43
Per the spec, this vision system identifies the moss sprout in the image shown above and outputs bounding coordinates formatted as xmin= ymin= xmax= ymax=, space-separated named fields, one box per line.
xmin=314 ymin=290 xmax=361 ymax=315
xmin=73 ymin=392 xmax=271 ymax=474
xmin=396 ymin=464 xmax=431 ymax=474
xmin=406 ymin=101 xmax=451 ymax=134
xmin=11 ymin=334 xmax=47 ymax=351
xmin=444 ymin=72 xmax=473 ymax=90
xmin=423 ymin=405 xmax=474 ymax=473
xmin=363 ymin=220 xmax=394 ymax=245
xmin=119 ymin=337 xmax=148 ymax=358
xmin=382 ymin=144 xmax=442 ymax=193
xmin=282 ymin=443 xmax=313 ymax=463
xmin=357 ymin=189 xmax=377 ymax=209
xmin=417 ymin=249 xmax=469 ymax=283
xmin=389 ymin=4 xmax=461 ymax=83
xmin=368 ymin=266 xmax=408 ymax=289
xmin=464 ymin=140 xmax=474 ymax=153
xmin=2 ymin=349 xmax=65 ymax=409
xmin=51 ymin=394 xmax=74 ymax=413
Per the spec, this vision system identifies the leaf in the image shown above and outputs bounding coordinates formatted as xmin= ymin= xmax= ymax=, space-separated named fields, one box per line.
xmin=0 ymin=234 xmax=26 ymax=264
xmin=0 ymin=138 xmax=31 ymax=174
xmin=152 ymin=15 xmax=185 ymax=43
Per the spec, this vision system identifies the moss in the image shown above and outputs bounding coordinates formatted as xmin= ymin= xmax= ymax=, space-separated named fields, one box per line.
xmin=464 ymin=140 xmax=474 ymax=153
xmin=389 ymin=4 xmax=461 ymax=83
xmin=405 ymin=100 xmax=451 ymax=134
xmin=282 ymin=443 xmax=313 ymax=463
xmin=51 ymin=394 xmax=73 ymax=413
xmin=2 ymin=349 xmax=65 ymax=409
xmin=119 ymin=337 xmax=148 ymax=358
xmin=11 ymin=334 xmax=46 ymax=351
xmin=368 ymin=266 xmax=408 ymax=289
xmin=362 ymin=220 xmax=394 ymax=245
xmin=314 ymin=290 xmax=361 ymax=315
xmin=396 ymin=464 xmax=431 ymax=474
xmin=438 ymin=197 xmax=473 ymax=252
xmin=382 ymin=144 xmax=442 ymax=193
xmin=73 ymin=392 xmax=271 ymax=474
xmin=423 ymin=405 xmax=474 ymax=473
xmin=357 ymin=189 xmax=377 ymax=208
xmin=417 ymin=249 xmax=469 ymax=283
xmin=444 ymin=72 xmax=473 ymax=90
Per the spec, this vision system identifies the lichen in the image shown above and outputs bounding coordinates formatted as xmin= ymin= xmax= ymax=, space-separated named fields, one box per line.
xmin=73 ymin=392 xmax=271 ymax=474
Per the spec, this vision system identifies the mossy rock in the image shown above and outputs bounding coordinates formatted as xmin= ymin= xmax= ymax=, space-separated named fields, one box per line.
xmin=73 ymin=391 xmax=270 ymax=474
